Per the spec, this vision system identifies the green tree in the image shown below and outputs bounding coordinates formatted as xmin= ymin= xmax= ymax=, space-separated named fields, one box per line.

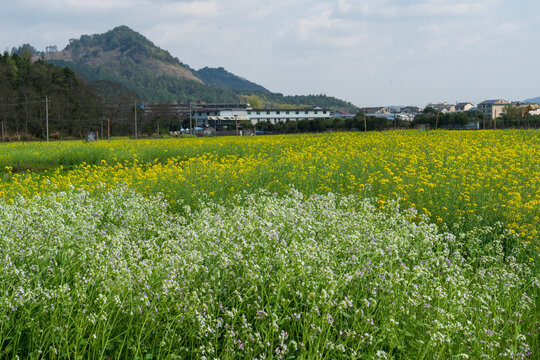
xmin=247 ymin=95 xmax=262 ymax=109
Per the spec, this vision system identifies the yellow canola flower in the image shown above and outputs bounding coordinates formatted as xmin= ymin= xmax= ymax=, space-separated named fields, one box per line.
xmin=0 ymin=130 xmax=537 ymax=251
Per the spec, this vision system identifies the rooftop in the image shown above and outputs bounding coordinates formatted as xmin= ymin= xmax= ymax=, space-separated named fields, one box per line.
xmin=478 ymin=99 xmax=508 ymax=105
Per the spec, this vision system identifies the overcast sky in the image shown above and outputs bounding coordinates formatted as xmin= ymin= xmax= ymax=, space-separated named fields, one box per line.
xmin=2 ymin=0 xmax=539 ymax=107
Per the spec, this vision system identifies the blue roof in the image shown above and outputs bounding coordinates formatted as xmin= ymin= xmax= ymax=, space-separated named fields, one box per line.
xmin=478 ymin=99 xmax=502 ymax=105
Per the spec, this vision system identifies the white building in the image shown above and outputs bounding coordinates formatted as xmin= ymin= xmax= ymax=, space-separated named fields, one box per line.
xmin=247 ymin=107 xmax=330 ymax=124
xmin=191 ymin=104 xmax=249 ymax=126
xmin=143 ymin=103 xmax=331 ymax=127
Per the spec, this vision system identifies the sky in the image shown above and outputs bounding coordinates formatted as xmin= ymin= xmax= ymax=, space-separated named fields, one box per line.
xmin=2 ymin=0 xmax=539 ymax=107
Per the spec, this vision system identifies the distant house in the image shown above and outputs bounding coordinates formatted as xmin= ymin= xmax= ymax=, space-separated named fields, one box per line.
xmin=426 ymin=102 xmax=455 ymax=113
xmin=396 ymin=113 xmax=416 ymax=122
xmin=477 ymin=99 xmax=509 ymax=119
xmin=202 ymin=126 xmax=217 ymax=135
xmin=455 ymin=102 xmax=474 ymax=112
xmin=529 ymin=108 xmax=540 ymax=116
xmin=332 ymin=110 xmax=355 ymax=119
xmin=361 ymin=107 xmax=390 ymax=115
xmin=401 ymin=106 xmax=422 ymax=115
xmin=514 ymin=103 xmax=540 ymax=116
xmin=399 ymin=106 xmax=422 ymax=121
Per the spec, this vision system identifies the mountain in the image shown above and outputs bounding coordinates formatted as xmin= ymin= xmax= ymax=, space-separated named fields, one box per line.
xmin=524 ymin=96 xmax=540 ymax=105
xmin=196 ymin=67 xmax=269 ymax=93
xmin=46 ymin=25 xmax=200 ymax=83
xmin=42 ymin=26 xmax=358 ymax=112
xmin=44 ymin=25 xmax=219 ymax=102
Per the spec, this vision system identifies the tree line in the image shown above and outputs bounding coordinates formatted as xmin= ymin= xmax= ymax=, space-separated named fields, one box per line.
xmin=413 ymin=107 xmax=539 ymax=130
xmin=250 ymin=107 xmax=539 ymax=134
xmin=248 ymin=115 xmax=410 ymax=133
xmin=1 ymin=51 xmax=96 ymax=140
xmin=0 ymin=52 xmax=142 ymax=141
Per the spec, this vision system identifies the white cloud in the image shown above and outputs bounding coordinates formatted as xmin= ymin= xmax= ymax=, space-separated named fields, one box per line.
xmin=332 ymin=0 xmax=501 ymax=18
xmin=153 ymin=1 xmax=219 ymax=18
xmin=337 ymin=0 xmax=352 ymax=12
xmin=18 ymin=0 xmax=142 ymax=11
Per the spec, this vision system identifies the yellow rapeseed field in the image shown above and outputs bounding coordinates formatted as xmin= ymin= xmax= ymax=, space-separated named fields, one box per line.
xmin=0 ymin=130 xmax=538 ymax=251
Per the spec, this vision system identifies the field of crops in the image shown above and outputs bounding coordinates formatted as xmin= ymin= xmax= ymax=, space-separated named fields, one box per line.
xmin=0 ymin=130 xmax=538 ymax=359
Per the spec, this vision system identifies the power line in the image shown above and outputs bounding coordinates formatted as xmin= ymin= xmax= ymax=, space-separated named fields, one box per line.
xmin=0 ymin=100 xmax=45 ymax=106
xmin=0 ymin=94 xmax=46 ymax=103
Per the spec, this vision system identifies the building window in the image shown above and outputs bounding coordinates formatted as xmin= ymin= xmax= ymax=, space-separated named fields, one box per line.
xmin=247 ymin=111 xmax=251 ymax=115
xmin=276 ymin=111 xmax=280 ymax=115
xmin=286 ymin=111 xmax=290 ymax=114
xmin=295 ymin=111 xmax=300 ymax=114
xmin=323 ymin=110 xmax=327 ymax=114
xmin=256 ymin=111 xmax=260 ymax=115
xmin=305 ymin=111 xmax=309 ymax=114
xmin=314 ymin=111 xmax=318 ymax=114
xmin=266 ymin=111 xmax=270 ymax=115
xmin=206 ymin=112 xmax=210 ymax=116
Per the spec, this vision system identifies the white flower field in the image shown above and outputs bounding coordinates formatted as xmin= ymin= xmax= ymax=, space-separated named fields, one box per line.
xmin=0 ymin=186 xmax=537 ymax=359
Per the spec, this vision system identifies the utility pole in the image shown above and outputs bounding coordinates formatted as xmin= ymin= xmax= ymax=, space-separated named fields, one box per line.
xmin=178 ymin=98 xmax=182 ymax=134
xmin=189 ymin=101 xmax=193 ymax=135
xmin=108 ymin=118 xmax=110 ymax=142
xmin=134 ymin=100 xmax=138 ymax=139
xmin=363 ymin=111 xmax=367 ymax=132
xmin=435 ymin=110 xmax=440 ymax=130
xmin=1 ymin=120 xmax=4 ymax=142
xmin=45 ymin=95 xmax=49 ymax=141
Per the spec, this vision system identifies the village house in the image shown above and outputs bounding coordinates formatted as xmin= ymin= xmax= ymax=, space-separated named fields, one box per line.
xmin=455 ymin=102 xmax=474 ymax=112
xmin=332 ymin=110 xmax=355 ymax=119
xmin=426 ymin=102 xmax=455 ymax=113
xmin=400 ymin=106 xmax=422 ymax=115
xmin=477 ymin=99 xmax=509 ymax=119
xmin=360 ymin=107 xmax=391 ymax=115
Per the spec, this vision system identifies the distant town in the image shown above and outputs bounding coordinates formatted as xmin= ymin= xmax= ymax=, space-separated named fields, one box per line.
xmin=359 ymin=99 xmax=540 ymax=121
xmin=140 ymin=98 xmax=540 ymax=136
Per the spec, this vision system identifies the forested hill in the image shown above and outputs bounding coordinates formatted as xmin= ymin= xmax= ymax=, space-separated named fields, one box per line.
xmin=196 ymin=67 xmax=269 ymax=93
xmin=45 ymin=25 xmax=201 ymax=83
xmin=36 ymin=25 xmax=358 ymax=112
